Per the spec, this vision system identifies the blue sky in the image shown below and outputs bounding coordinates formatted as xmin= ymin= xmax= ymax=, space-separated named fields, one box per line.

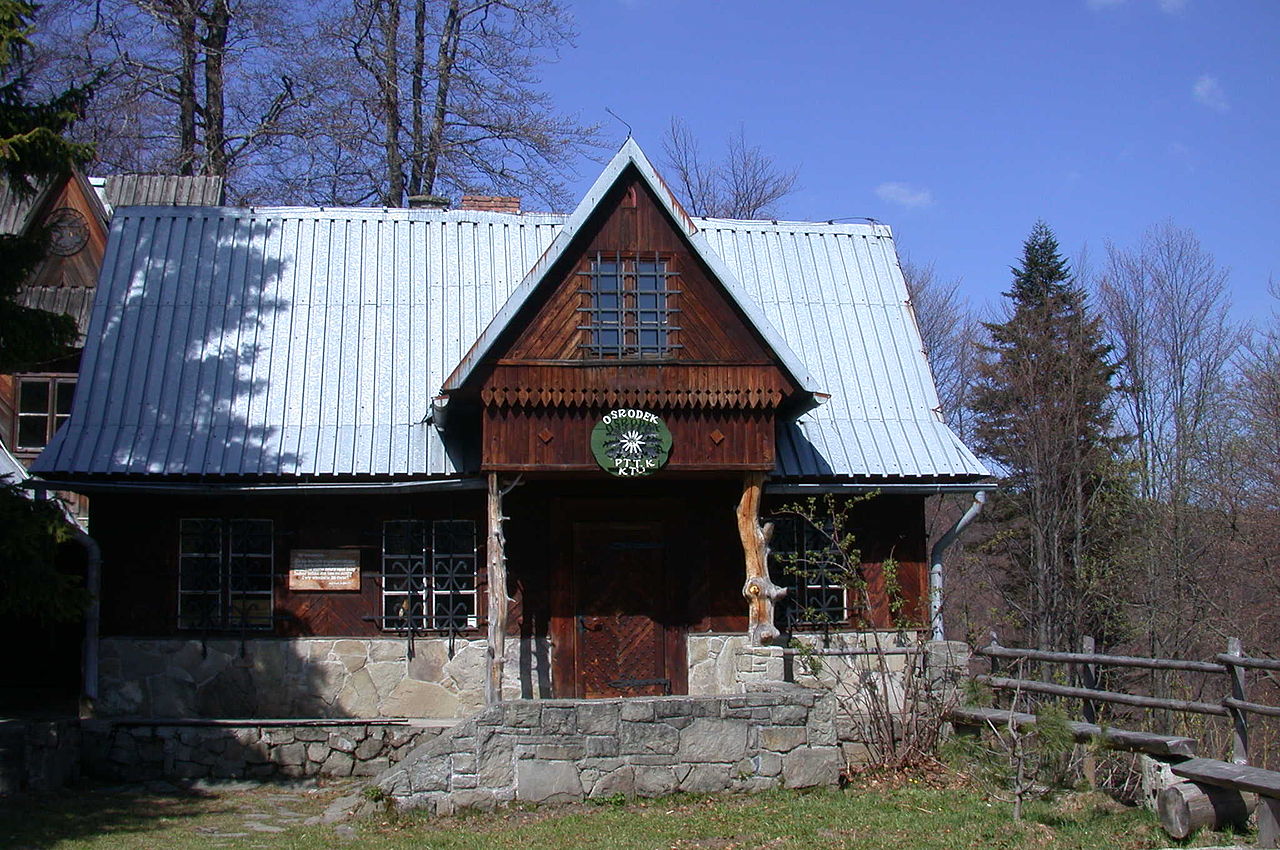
xmin=541 ymin=0 xmax=1279 ymax=320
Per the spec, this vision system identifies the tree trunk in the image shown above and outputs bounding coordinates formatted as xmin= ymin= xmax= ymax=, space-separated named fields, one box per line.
xmin=407 ymin=0 xmax=426 ymax=196
xmin=737 ymin=472 xmax=784 ymax=646
xmin=421 ymin=0 xmax=461 ymax=196
xmin=201 ymin=0 xmax=230 ymax=177
xmin=485 ymin=473 xmax=508 ymax=705
xmin=1157 ymin=781 xmax=1254 ymax=839
xmin=378 ymin=0 xmax=404 ymax=206
xmin=176 ymin=1 xmax=199 ymax=176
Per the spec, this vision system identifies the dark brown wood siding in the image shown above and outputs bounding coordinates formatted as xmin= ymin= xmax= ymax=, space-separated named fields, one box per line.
xmin=482 ymin=406 xmax=775 ymax=471
xmin=89 ymin=491 xmax=486 ymax=638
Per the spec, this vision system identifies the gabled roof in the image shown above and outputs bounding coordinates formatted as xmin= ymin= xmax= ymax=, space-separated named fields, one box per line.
xmin=33 ymin=143 xmax=988 ymax=484
xmin=442 ymin=139 xmax=822 ymax=399
xmin=98 ymin=174 xmax=226 ymax=211
xmin=0 ymin=169 xmax=110 ymax=236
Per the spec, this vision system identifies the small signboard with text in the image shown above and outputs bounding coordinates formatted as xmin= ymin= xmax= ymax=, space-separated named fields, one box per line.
xmin=288 ymin=550 xmax=361 ymax=591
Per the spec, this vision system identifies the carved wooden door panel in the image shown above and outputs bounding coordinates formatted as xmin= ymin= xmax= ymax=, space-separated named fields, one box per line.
xmin=573 ymin=521 xmax=669 ymax=698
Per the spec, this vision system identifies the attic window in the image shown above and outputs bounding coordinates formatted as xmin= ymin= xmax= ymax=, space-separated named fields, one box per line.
xmin=578 ymin=252 xmax=680 ymax=358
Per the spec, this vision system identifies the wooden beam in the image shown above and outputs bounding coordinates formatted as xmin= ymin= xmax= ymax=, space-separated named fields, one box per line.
xmin=737 ymin=472 xmax=785 ymax=646
xmin=485 ymin=472 xmax=508 ymax=705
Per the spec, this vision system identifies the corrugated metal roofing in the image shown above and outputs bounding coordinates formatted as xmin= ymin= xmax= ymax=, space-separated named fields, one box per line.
xmin=34 ymin=165 xmax=988 ymax=483
xmin=101 ymin=175 xmax=226 ymax=209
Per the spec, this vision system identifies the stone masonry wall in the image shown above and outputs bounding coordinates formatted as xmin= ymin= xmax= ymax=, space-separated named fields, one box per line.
xmin=81 ymin=720 xmax=450 ymax=782
xmin=98 ymin=636 xmax=551 ymax=719
xmin=0 ymin=720 xmax=81 ymax=794
xmin=375 ymin=689 xmax=841 ymax=815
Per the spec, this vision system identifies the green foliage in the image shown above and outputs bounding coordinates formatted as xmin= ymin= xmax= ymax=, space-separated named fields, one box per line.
xmin=0 ymin=477 xmax=87 ymax=623
xmin=0 ymin=0 xmax=94 ymax=371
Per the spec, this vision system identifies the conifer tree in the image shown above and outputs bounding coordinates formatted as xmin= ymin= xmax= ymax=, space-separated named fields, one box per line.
xmin=971 ymin=221 xmax=1123 ymax=651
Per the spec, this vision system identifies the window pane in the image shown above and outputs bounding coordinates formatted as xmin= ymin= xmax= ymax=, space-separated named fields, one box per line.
xmin=18 ymin=381 xmax=49 ymax=414
xmin=180 ymin=519 xmax=221 ymax=555
xmin=55 ymin=381 xmax=76 ymax=414
xmin=17 ymin=416 xmax=47 ymax=449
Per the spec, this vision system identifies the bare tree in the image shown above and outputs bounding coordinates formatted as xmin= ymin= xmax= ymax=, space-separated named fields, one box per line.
xmin=661 ymin=118 xmax=798 ymax=219
xmin=32 ymin=0 xmax=300 ymax=192
xmin=1096 ymin=222 xmax=1245 ymax=681
xmin=288 ymin=0 xmax=600 ymax=208
xmin=901 ymin=259 xmax=977 ymax=441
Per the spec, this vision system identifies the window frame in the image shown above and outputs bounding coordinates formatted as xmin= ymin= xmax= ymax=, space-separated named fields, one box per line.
xmin=768 ymin=515 xmax=851 ymax=632
xmin=14 ymin=373 xmax=76 ymax=453
xmin=576 ymin=251 xmax=682 ymax=359
xmin=380 ymin=519 xmax=479 ymax=633
xmin=178 ymin=518 xmax=275 ymax=631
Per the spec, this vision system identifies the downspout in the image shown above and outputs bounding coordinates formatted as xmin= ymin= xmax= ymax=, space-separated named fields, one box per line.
xmin=72 ymin=528 xmax=101 ymax=715
xmin=929 ymin=490 xmax=987 ymax=642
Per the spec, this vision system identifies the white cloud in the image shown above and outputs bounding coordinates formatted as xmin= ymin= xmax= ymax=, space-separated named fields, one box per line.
xmin=875 ymin=182 xmax=934 ymax=209
xmin=1192 ymin=75 xmax=1229 ymax=112
xmin=1158 ymin=0 xmax=1188 ymax=12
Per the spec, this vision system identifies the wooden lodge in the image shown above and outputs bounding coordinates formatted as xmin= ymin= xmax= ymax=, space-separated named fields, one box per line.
xmin=30 ymin=141 xmax=989 ymax=719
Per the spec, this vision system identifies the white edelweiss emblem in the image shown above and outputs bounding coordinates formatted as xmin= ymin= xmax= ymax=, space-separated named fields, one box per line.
xmin=618 ymin=430 xmax=646 ymax=455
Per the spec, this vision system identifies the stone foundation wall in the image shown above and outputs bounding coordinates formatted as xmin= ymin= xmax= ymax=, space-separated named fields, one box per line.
xmin=98 ymin=636 xmax=552 ymax=719
xmin=375 ymin=689 xmax=841 ymax=815
xmin=0 ymin=720 xmax=81 ymax=794
xmin=81 ymin=720 xmax=451 ymax=782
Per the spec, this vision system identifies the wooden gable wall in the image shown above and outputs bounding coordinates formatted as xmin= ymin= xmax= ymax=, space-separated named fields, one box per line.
xmin=472 ymin=169 xmax=800 ymax=473
xmin=25 ymin=174 xmax=108 ymax=291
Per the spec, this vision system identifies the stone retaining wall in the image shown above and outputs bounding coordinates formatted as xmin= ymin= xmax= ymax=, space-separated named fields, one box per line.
xmin=97 ymin=636 xmax=551 ymax=719
xmin=0 ymin=720 xmax=81 ymax=794
xmin=81 ymin=720 xmax=451 ymax=782
xmin=374 ymin=689 xmax=842 ymax=815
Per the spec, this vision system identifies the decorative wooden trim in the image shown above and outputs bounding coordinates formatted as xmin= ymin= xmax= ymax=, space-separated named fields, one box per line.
xmin=737 ymin=472 xmax=786 ymax=646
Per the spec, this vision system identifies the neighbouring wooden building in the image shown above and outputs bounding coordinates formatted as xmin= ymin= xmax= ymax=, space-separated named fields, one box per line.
xmin=1 ymin=172 xmax=225 ymax=517
xmin=31 ymin=141 xmax=988 ymax=719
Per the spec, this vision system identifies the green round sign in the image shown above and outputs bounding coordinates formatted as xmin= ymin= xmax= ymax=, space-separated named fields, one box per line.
xmin=590 ymin=409 xmax=673 ymax=477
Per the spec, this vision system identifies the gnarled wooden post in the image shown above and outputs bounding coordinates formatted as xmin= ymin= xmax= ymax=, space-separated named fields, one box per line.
xmin=737 ymin=472 xmax=786 ymax=646
xmin=485 ymin=472 xmax=508 ymax=705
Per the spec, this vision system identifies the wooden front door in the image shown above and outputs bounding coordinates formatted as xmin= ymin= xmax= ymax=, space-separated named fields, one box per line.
xmin=572 ymin=520 xmax=674 ymax=698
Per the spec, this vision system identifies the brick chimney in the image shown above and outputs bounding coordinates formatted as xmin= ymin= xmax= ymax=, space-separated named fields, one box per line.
xmin=460 ymin=195 xmax=521 ymax=214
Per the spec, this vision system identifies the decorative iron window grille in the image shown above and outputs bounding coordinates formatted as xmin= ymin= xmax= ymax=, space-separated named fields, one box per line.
xmin=381 ymin=520 xmax=477 ymax=632
xmin=769 ymin=516 xmax=849 ymax=631
xmin=15 ymin=374 xmax=75 ymax=451
xmin=577 ymin=252 xmax=680 ymax=358
xmin=178 ymin=518 xmax=274 ymax=630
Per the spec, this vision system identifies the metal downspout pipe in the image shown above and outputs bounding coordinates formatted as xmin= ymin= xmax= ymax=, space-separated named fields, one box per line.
xmin=73 ymin=528 xmax=102 ymax=714
xmin=929 ymin=490 xmax=987 ymax=642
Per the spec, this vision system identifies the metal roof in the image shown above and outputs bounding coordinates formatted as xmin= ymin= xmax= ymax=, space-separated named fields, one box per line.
xmin=34 ymin=154 xmax=988 ymax=483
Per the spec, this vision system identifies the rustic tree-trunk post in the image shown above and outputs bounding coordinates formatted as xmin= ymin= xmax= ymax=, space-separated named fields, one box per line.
xmin=1227 ymin=636 xmax=1248 ymax=765
xmin=737 ymin=472 xmax=785 ymax=646
xmin=1080 ymin=634 xmax=1098 ymax=788
xmin=485 ymin=472 xmax=508 ymax=705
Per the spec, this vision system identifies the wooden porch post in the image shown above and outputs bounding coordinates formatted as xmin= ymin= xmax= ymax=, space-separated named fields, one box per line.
xmin=737 ymin=472 xmax=786 ymax=646
xmin=485 ymin=473 xmax=509 ymax=705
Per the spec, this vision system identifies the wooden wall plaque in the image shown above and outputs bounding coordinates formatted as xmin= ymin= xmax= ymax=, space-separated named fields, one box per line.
xmin=288 ymin=550 xmax=361 ymax=591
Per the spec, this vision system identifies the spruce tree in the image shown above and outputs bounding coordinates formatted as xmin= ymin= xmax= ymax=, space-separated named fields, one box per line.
xmin=0 ymin=0 xmax=94 ymax=371
xmin=971 ymin=221 xmax=1122 ymax=651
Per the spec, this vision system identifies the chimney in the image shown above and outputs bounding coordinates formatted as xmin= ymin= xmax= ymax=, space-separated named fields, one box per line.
xmin=460 ymin=195 xmax=521 ymax=214
xmin=408 ymin=194 xmax=450 ymax=210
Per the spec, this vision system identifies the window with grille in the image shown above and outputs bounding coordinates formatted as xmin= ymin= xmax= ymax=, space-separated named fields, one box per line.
xmin=15 ymin=375 xmax=75 ymax=451
xmin=381 ymin=520 xmax=477 ymax=632
xmin=179 ymin=519 xmax=274 ymax=630
xmin=769 ymin=516 xmax=849 ymax=630
xmin=578 ymin=252 xmax=680 ymax=358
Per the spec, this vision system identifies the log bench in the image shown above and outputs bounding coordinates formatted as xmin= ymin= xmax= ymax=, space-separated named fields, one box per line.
xmin=945 ymin=705 xmax=1198 ymax=757
xmin=1164 ymin=758 xmax=1280 ymax=847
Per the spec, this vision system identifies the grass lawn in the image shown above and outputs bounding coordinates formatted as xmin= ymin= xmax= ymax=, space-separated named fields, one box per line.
xmin=0 ymin=773 xmax=1249 ymax=850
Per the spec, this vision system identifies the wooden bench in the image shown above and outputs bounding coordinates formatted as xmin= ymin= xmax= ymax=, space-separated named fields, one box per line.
xmin=945 ymin=705 xmax=1198 ymax=758
xmin=1168 ymin=758 xmax=1280 ymax=847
